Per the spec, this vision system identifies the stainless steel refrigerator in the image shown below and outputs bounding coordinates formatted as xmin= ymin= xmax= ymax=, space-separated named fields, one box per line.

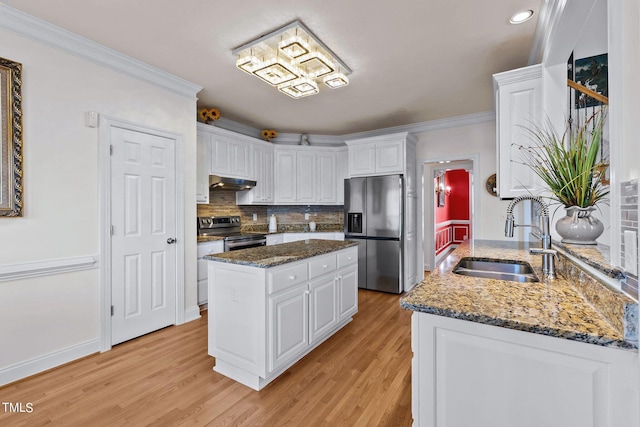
xmin=344 ymin=175 xmax=404 ymax=294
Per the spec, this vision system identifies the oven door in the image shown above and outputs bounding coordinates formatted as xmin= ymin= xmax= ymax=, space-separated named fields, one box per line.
xmin=224 ymin=237 xmax=267 ymax=252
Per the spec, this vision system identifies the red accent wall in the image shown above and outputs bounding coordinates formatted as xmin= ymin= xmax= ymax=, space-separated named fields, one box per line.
xmin=434 ymin=169 xmax=471 ymax=255
xmin=435 ymin=169 xmax=469 ymax=222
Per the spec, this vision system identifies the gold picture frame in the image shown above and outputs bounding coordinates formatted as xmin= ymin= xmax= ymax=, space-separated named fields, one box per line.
xmin=0 ymin=56 xmax=23 ymax=217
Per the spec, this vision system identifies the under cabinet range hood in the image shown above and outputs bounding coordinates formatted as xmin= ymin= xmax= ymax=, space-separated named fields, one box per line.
xmin=209 ymin=175 xmax=256 ymax=191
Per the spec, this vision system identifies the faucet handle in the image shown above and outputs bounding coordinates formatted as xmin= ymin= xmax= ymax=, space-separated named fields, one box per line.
xmin=529 ymin=248 xmax=558 ymax=258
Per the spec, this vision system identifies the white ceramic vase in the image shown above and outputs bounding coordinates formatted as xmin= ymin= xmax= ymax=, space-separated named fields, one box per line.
xmin=555 ymin=206 xmax=604 ymax=245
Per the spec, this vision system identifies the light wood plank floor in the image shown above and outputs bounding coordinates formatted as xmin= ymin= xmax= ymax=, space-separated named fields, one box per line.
xmin=0 ymin=290 xmax=413 ymax=426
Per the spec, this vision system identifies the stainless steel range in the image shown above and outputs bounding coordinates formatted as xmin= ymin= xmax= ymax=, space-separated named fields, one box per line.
xmin=197 ymin=216 xmax=266 ymax=252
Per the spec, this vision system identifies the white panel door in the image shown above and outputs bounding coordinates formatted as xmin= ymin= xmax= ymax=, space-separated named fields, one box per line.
xmin=111 ymin=127 xmax=177 ymax=345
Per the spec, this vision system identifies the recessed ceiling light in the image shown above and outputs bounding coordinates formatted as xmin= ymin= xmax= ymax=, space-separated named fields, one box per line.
xmin=509 ymin=10 xmax=534 ymax=24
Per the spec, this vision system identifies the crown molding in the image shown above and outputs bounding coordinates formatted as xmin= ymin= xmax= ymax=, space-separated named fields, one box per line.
xmin=215 ymin=111 xmax=495 ymax=146
xmin=0 ymin=4 xmax=202 ymax=99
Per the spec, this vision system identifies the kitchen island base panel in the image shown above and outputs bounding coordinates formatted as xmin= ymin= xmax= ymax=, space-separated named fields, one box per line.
xmin=214 ymin=317 xmax=353 ymax=391
xmin=412 ymin=312 xmax=639 ymax=427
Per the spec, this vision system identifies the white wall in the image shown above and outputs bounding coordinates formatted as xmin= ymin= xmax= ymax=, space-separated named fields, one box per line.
xmin=416 ymin=120 xmax=511 ymax=242
xmin=0 ymin=26 xmax=198 ymax=381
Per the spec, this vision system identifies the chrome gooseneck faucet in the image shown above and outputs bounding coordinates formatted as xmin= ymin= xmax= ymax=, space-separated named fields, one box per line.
xmin=505 ymin=195 xmax=557 ymax=279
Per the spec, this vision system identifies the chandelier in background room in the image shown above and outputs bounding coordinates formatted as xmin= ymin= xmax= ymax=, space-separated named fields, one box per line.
xmin=233 ymin=20 xmax=351 ymax=99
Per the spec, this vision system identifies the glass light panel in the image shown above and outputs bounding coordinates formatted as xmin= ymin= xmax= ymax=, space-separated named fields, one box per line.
xmin=236 ymin=55 xmax=262 ymax=74
xmin=298 ymin=52 xmax=334 ymax=78
xmin=252 ymin=57 xmax=300 ymax=86
xmin=279 ymin=36 xmax=310 ymax=59
xmin=324 ymin=73 xmax=349 ymax=88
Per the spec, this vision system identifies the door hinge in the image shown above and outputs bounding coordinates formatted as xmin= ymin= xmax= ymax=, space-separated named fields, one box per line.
xmin=110 ymin=145 xmax=113 ymax=155
xmin=110 ymin=305 xmax=114 ymax=316
xmin=111 ymin=225 xmax=114 ymax=236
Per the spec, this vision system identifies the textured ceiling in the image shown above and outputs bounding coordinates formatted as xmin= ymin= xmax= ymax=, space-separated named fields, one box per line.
xmin=3 ymin=0 xmax=542 ymax=135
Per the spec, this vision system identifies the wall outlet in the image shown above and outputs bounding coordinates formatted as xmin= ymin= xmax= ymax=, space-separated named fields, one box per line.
xmin=624 ymin=230 xmax=638 ymax=276
xmin=304 ymin=213 xmax=310 ymax=220
xmin=253 ymin=213 xmax=257 ymax=222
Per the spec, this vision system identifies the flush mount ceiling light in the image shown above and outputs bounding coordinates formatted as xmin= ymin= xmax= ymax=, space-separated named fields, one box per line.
xmin=233 ymin=20 xmax=351 ymax=99
xmin=509 ymin=10 xmax=534 ymax=24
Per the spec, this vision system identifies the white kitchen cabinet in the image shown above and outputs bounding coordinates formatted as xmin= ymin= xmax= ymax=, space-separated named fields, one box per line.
xmin=196 ymin=132 xmax=210 ymax=204
xmin=493 ymin=64 xmax=544 ymax=199
xmin=269 ymin=283 xmax=309 ymax=372
xmin=411 ymin=311 xmax=639 ymax=427
xmin=309 ymin=274 xmax=338 ymax=344
xmin=296 ymin=151 xmax=316 ymax=203
xmin=236 ymin=142 xmax=274 ymax=205
xmin=274 ymin=146 xmax=344 ymax=205
xmin=274 ymin=148 xmax=316 ymax=204
xmin=316 ymin=151 xmax=337 ymax=204
xmin=336 ymin=147 xmax=348 ymax=204
xmin=282 ymin=232 xmax=338 ymax=243
xmin=266 ymin=234 xmax=284 ymax=246
xmin=345 ymin=134 xmax=406 ymax=177
xmin=274 ymin=149 xmax=297 ymax=203
xmin=208 ymin=245 xmax=358 ymax=390
xmin=197 ymin=240 xmax=224 ymax=305
xmin=197 ymin=123 xmax=254 ymax=180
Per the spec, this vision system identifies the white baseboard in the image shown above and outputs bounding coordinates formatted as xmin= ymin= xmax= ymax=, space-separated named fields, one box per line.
xmin=183 ymin=306 xmax=201 ymax=324
xmin=0 ymin=339 xmax=100 ymax=387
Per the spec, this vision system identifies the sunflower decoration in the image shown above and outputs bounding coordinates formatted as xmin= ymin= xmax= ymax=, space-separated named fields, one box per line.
xmin=198 ymin=107 xmax=221 ymax=123
xmin=261 ymin=129 xmax=278 ymax=142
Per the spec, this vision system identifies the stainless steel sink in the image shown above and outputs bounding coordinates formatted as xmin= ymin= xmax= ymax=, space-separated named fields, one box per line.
xmin=453 ymin=257 xmax=539 ymax=283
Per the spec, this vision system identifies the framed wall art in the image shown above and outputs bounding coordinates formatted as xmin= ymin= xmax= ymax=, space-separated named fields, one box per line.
xmin=0 ymin=56 xmax=23 ymax=217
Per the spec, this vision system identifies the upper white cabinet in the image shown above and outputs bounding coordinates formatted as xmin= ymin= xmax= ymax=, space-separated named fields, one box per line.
xmin=196 ymin=132 xmax=210 ymax=204
xmin=274 ymin=146 xmax=342 ymax=205
xmin=316 ymin=151 xmax=337 ymax=204
xmin=335 ymin=147 xmax=348 ymax=204
xmin=197 ymin=124 xmax=345 ymax=206
xmin=236 ymin=142 xmax=275 ymax=205
xmin=346 ymin=135 xmax=406 ymax=177
xmin=198 ymin=123 xmax=253 ymax=180
xmin=493 ymin=64 xmax=544 ymax=199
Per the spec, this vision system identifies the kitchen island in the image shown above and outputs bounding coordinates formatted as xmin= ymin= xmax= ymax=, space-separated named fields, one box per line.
xmin=401 ymin=239 xmax=639 ymax=427
xmin=205 ymin=239 xmax=358 ymax=390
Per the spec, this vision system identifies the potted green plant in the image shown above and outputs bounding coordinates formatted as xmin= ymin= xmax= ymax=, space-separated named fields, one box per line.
xmin=518 ymin=108 xmax=608 ymax=244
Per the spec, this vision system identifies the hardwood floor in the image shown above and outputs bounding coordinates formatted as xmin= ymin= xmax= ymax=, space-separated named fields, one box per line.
xmin=0 ymin=290 xmax=413 ymax=426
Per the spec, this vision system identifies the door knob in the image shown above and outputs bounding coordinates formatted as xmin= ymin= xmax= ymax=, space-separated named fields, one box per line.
xmin=167 ymin=238 xmax=177 ymax=244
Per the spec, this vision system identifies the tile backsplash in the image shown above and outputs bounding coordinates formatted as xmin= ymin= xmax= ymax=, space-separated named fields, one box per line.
xmin=197 ymin=191 xmax=344 ymax=229
xmin=621 ymin=179 xmax=638 ymax=299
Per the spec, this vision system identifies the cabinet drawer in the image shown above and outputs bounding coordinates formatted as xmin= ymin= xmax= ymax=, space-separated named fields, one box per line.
xmin=337 ymin=247 xmax=358 ymax=268
xmin=309 ymin=254 xmax=337 ymax=279
xmin=269 ymin=263 xmax=308 ymax=294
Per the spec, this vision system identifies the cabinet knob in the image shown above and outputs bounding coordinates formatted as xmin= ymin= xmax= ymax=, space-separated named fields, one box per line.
xmin=322 ymin=264 xmax=328 ymax=268
xmin=289 ymin=275 xmax=296 ymax=280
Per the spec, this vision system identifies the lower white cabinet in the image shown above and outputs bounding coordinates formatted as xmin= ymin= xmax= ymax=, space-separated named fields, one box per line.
xmin=411 ymin=311 xmax=639 ymax=427
xmin=208 ymin=246 xmax=358 ymax=390
xmin=197 ymin=240 xmax=224 ymax=305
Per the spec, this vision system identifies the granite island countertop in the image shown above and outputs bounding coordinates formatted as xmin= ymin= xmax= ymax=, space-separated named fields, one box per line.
xmin=204 ymin=239 xmax=357 ymax=268
xmin=401 ymin=239 xmax=638 ymax=350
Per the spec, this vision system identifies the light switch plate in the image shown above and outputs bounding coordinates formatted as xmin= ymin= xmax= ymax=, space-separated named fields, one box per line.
xmin=624 ymin=230 xmax=638 ymax=276
xmin=252 ymin=213 xmax=257 ymax=221
xmin=304 ymin=213 xmax=310 ymax=220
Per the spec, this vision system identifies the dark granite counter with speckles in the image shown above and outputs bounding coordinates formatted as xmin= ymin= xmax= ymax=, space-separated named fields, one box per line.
xmin=401 ymin=239 xmax=638 ymax=350
xmin=204 ymin=239 xmax=357 ymax=268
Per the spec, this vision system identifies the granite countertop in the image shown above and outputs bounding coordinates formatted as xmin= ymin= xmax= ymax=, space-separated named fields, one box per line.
xmin=197 ymin=236 xmax=225 ymax=243
xmin=204 ymin=239 xmax=357 ymax=268
xmin=401 ymin=239 xmax=638 ymax=350
xmin=553 ymin=240 xmax=625 ymax=279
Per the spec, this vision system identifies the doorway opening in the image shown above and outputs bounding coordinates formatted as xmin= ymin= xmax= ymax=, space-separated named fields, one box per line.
xmin=420 ymin=156 xmax=478 ymax=274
